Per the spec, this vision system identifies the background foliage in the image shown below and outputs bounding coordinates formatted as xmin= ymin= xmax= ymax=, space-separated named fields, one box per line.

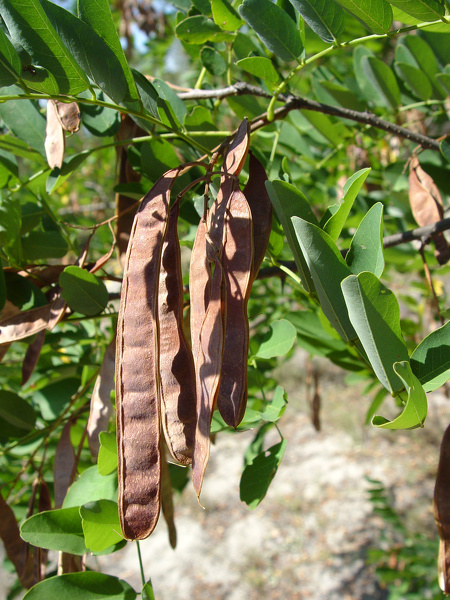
xmin=0 ymin=0 xmax=449 ymax=598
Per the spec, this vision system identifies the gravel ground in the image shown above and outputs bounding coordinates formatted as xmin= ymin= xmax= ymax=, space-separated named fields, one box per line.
xmin=88 ymin=352 xmax=448 ymax=600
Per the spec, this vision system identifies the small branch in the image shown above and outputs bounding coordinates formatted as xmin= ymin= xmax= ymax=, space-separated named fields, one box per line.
xmin=382 ymin=218 xmax=450 ymax=248
xmin=177 ymin=81 xmax=441 ymax=152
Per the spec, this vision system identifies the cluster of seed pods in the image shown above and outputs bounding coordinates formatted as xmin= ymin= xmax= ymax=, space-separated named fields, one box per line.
xmin=115 ymin=120 xmax=273 ymax=540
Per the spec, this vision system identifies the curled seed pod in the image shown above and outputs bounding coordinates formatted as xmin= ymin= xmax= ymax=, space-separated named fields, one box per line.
xmin=217 ymin=190 xmax=254 ymax=428
xmin=243 ymin=152 xmax=273 ymax=279
xmin=434 ymin=424 xmax=450 ymax=593
xmin=159 ymin=200 xmax=196 ymax=465
xmin=192 ymin=257 xmax=226 ymax=499
xmin=116 ymin=168 xmax=180 ymax=541
xmin=189 ymin=217 xmax=211 ymax=377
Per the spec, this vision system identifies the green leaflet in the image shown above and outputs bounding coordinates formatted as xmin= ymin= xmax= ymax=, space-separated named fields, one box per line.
xmin=334 ymin=0 xmax=393 ymax=34
xmin=78 ymin=0 xmax=140 ymax=107
xmin=236 ymin=57 xmax=280 ymax=84
xmin=0 ymin=390 xmax=36 ymax=438
xmin=240 ymin=439 xmax=287 ymax=508
xmin=323 ymin=167 xmax=371 ymax=241
xmin=175 ymin=15 xmax=235 ymax=44
xmin=410 ymin=321 xmax=450 ymax=392
xmin=372 ymin=361 xmax=427 ymax=429
xmin=98 ymin=431 xmax=118 ymax=476
xmin=289 ymin=0 xmax=344 ymax=43
xmin=386 ymin=0 xmax=445 ymax=22
xmin=341 ymin=271 xmax=409 ymax=394
xmin=291 ymin=217 xmax=356 ymax=342
xmin=360 ymin=56 xmax=401 ymax=110
xmin=22 ymin=573 xmax=136 ymax=600
xmin=256 ymin=320 xmax=297 ymax=359
xmin=346 ymin=202 xmax=384 ymax=277
xmin=0 ymin=0 xmax=89 ymax=95
xmin=394 ymin=61 xmax=432 ymax=101
xmin=260 ymin=386 xmax=288 ymax=422
xmin=201 ymin=47 xmax=227 ymax=76
xmin=265 ymin=179 xmax=317 ymax=294
xmin=0 ymin=27 xmax=21 ymax=88
xmin=59 ymin=266 xmax=109 ymax=317
xmin=20 ymin=507 xmax=88 ymax=555
xmin=80 ymin=500 xmax=123 ymax=552
xmin=33 ymin=378 xmax=81 ymax=421
xmin=239 ymin=0 xmax=303 ymax=63
xmin=211 ymin=0 xmax=243 ymax=30
xmin=40 ymin=0 xmax=127 ymax=104
xmin=63 ymin=466 xmax=118 ymax=508
xmin=22 ymin=230 xmax=68 ymax=260
xmin=0 ymin=86 xmax=46 ymax=157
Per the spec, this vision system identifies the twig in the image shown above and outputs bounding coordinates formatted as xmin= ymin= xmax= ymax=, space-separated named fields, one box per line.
xmin=177 ymin=81 xmax=440 ymax=152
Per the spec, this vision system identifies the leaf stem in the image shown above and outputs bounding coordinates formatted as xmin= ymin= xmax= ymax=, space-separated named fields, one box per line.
xmin=136 ymin=540 xmax=146 ymax=587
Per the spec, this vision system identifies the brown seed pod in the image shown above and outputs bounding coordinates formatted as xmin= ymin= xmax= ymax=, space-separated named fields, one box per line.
xmin=158 ymin=200 xmax=196 ymax=465
xmin=189 ymin=216 xmax=211 ymax=365
xmin=217 ymin=190 xmax=254 ymax=428
xmin=116 ymin=168 xmax=180 ymax=540
xmin=192 ymin=256 xmax=226 ymax=498
xmin=434 ymin=424 xmax=450 ymax=593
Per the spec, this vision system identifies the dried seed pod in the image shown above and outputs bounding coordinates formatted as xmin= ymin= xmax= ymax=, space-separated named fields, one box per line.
xmin=217 ymin=190 xmax=254 ymax=428
xmin=116 ymin=168 xmax=180 ymax=540
xmin=192 ymin=257 xmax=226 ymax=498
xmin=189 ymin=217 xmax=211 ymax=364
xmin=160 ymin=442 xmax=177 ymax=549
xmin=159 ymin=200 xmax=196 ymax=465
xmin=434 ymin=424 xmax=450 ymax=593
xmin=45 ymin=99 xmax=65 ymax=169
xmin=243 ymin=152 xmax=273 ymax=279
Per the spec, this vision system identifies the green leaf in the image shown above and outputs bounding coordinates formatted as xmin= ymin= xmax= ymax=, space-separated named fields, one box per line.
xmin=0 ymin=27 xmax=21 ymax=88
xmin=200 ymin=46 xmax=227 ymax=76
xmin=289 ymin=0 xmax=344 ymax=43
xmin=78 ymin=0 xmax=140 ymax=107
xmin=361 ymin=56 xmax=401 ymax=110
xmin=236 ymin=57 xmax=279 ymax=83
xmin=59 ymin=266 xmax=109 ymax=317
xmin=265 ymin=180 xmax=317 ymax=294
xmin=440 ymin=139 xmax=450 ymax=163
xmin=80 ymin=500 xmax=122 ymax=552
xmin=260 ymin=386 xmax=287 ymax=422
xmin=98 ymin=431 xmax=118 ymax=476
xmin=313 ymin=79 xmax=365 ymax=112
xmin=175 ymin=15 xmax=235 ymax=44
xmin=300 ymin=110 xmax=349 ymax=146
xmin=0 ymin=0 xmax=90 ymax=95
xmin=22 ymin=573 xmax=137 ymax=600
xmin=410 ymin=321 xmax=450 ymax=392
xmin=291 ymin=217 xmax=356 ymax=342
xmin=341 ymin=272 xmax=409 ymax=394
xmin=239 ymin=0 xmax=303 ymax=63
xmin=386 ymin=0 xmax=444 ymax=22
xmin=40 ymin=0 xmax=127 ymax=105
xmin=0 ymin=134 xmax=45 ymax=162
xmin=80 ymin=99 xmax=121 ymax=137
xmin=323 ymin=168 xmax=370 ymax=241
xmin=22 ymin=230 xmax=68 ymax=260
xmin=5 ymin=272 xmax=47 ymax=311
xmin=334 ymin=0 xmax=393 ymax=34
xmin=240 ymin=439 xmax=287 ymax=508
xmin=0 ymin=86 xmax=46 ymax=156
xmin=63 ymin=466 xmax=118 ymax=508
xmin=372 ymin=361 xmax=427 ymax=429
xmin=0 ymin=267 xmax=5 ymax=312
xmin=192 ymin=0 xmax=212 ymax=15
xmin=394 ymin=61 xmax=432 ymax=101
xmin=211 ymin=0 xmax=243 ymax=30
xmin=0 ymin=390 xmax=36 ymax=438
xmin=346 ymin=202 xmax=384 ymax=277
xmin=20 ymin=507 xmax=88 ymax=555
xmin=396 ymin=36 xmax=445 ymax=98
xmin=0 ymin=195 xmax=22 ymax=264
xmin=141 ymin=582 xmax=156 ymax=600
xmin=33 ymin=378 xmax=80 ymax=421
xmin=256 ymin=319 xmax=297 ymax=359
xmin=132 ymin=70 xmax=159 ymax=119
xmin=152 ymin=78 xmax=188 ymax=128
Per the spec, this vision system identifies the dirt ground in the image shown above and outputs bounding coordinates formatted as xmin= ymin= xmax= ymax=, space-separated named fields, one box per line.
xmin=88 ymin=351 xmax=448 ymax=600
